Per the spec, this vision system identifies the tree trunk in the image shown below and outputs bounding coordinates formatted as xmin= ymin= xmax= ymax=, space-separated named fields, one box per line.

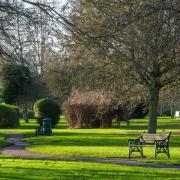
xmin=170 ymin=99 xmax=174 ymax=119
xmin=23 ymin=101 xmax=29 ymax=123
xmin=116 ymin=115 xmax=121 ymax=128
xmin=148 ymin=87 xmax=160 ymax=134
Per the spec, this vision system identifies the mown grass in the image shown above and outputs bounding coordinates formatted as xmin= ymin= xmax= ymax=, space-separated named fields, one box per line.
xmin=0 ymin=117 xmax=180 ymax=179
xmin=0 ymin=117 xmax=180 ymax=165
xmin=0 ymin=157 xmax=180 ymax=180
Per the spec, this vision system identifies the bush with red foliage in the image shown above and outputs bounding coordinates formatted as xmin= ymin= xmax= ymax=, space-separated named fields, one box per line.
xmin=62 ymin=91 xmax=115 ymax=128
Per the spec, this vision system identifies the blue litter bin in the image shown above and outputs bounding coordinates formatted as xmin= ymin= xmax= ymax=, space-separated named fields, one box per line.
xmin=43 ymin=118 xmax=52 ymax=135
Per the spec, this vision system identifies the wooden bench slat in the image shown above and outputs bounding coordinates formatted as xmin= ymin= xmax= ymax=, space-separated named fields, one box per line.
xmin=142 ymin=133 xmax=170 ymax=143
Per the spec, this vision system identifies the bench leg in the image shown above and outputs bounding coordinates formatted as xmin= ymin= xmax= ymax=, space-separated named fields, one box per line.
xmin=154 ymin=149 xmax=157 ymax=159
xmin=154 ymin=146 xmax=170 ymax=159
xmin=141 ymin=147 xmax=144 ymax=158
xmin=35 ymin=129 xmax=38 ymax=136
xmin=154 ymin=145 xmax=161 ymax=159
xmin=128 ymin=146 xmax=144 ymax=158
xmin=128 ymin=148 xmax=131 ymax=158
xmin=167 ymin=148 xmax=170 ymax=158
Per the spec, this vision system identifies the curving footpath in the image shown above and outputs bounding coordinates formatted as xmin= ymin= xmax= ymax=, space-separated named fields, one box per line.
xmin=1 ymin=133 xmax=180 ymax=169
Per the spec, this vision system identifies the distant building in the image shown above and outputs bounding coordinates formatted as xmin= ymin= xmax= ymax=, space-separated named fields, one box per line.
xmin=175 ymin=111 xmax=180 ymax=118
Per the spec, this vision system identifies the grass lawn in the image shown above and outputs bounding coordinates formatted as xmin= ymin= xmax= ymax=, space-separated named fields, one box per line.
xmin=0 ymin=117 xmax=180 ymax=179
xmin=0 ymin=157 xmax=180 ymax=180
xmin=26 ymin=117 xmax=180 ymax=165
xmin=0 ymin=116 xmax=180 ymax=165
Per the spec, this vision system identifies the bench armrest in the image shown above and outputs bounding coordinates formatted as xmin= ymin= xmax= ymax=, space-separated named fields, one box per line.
xmin=154 ymin=139 xmax=169 ymax=146
xmin=154 ymin=132 xmax=172 ymax=144
xmin=36 ymin=126 xmax=43 ymax=130
xmin=35 ymin=126 xmax=44 ymax=136
xmin=128 ymin=138 xmax=142 ymax=145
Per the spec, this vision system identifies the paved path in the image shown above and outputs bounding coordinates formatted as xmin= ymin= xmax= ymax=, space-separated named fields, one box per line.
xmin=1 ymin=133 xmax=52 ymax=158
xmin=1 ymin=133 xmax=180 ymax=169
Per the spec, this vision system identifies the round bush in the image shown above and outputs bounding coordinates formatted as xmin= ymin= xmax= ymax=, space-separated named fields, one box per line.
xmin=0 ymin=103 xmax=20 ymax=128
xmin=34 ymin=98 xmax=61 ymax=127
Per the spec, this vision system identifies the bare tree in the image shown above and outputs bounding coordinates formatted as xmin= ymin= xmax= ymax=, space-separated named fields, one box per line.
xmin=66 ymin=0 xmax=180 ymax=133
xmin=1 ymin=0 xmax=179 ymax=133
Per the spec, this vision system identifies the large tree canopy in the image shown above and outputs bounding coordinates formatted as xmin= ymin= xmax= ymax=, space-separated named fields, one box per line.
xmin=67 ymin=0 xmax=180 ymax=133
xmin=0 ymin=0 xmax=179 ymax=132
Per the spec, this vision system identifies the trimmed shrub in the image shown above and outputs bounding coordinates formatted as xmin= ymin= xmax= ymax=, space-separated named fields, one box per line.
xmin=62 ymin=91 xmax=115 ymax=128
xmin=130 ymin=102 xmax=149 ymax=119
xmin=0 ymin=103 xmax=20 ymax=128
xmin=34 ymin=98 xmax=61 ymax=127
xmin=114 ymin=101 xmax=149 ymax=124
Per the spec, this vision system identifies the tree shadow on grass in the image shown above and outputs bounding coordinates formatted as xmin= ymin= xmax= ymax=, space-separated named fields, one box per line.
xmin=0 ymin=157 xmax=180 ymax=180
xmin=26 ymin=132 xmax=137 ymax=147
xmin=25 ymin=132 xmax=180 ymax=148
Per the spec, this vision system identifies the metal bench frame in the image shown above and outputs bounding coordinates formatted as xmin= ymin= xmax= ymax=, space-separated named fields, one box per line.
xmin=35 ymin=126 xmax=44 ymax=136
xmin=128 ymin=132 xmax=171 ymax=159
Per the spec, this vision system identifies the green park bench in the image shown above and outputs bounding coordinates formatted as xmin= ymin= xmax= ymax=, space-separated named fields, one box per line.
xmin=35 ymin=118 xmax=52 ymax=136
xmin=128 ymin=132 xmax=171 ymax=159
xmin=35 ymin=126 xmax=44 ymax=136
